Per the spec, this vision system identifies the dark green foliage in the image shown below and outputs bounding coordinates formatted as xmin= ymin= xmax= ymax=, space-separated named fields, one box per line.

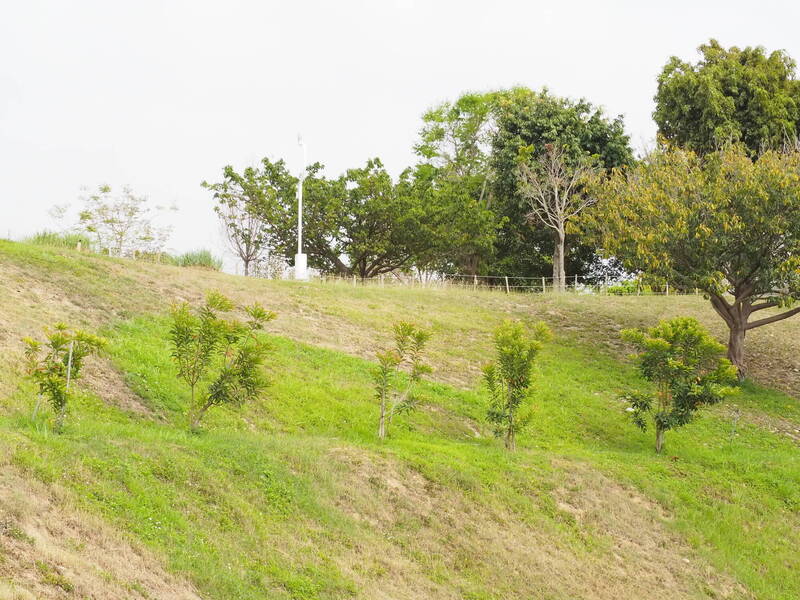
xmin=374 ymin=322 xmax=432 ymax=439
xmin=654 ymin=39 xmax=800 ymax=155
xmin=483 ymin=320 xmax=552 ymax=450
xmin=169 ymin=291 xmax=276 ymax=430
xmin=489 ymin=88 xmax=633 ymax=278
xmin=621 ymin=317 xmax=738 ymax=453
xmin=23 ymin=324 xmax=106 ymax=432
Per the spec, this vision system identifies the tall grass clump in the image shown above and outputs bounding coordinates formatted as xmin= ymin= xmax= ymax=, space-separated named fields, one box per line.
xmin=26 ymin=230 xmax=92 ymax=250
xmin=172 ymin=249 xmax=223 ymax=270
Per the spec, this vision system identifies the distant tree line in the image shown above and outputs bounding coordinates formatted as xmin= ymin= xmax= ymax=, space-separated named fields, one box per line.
xmin=201 ymin=38 xmax=800 ymax=376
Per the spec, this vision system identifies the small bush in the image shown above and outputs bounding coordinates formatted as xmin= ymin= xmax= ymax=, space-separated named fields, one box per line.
xmin=621 ymin=317 xmax=738 ymax=453
xmin=172 ymin=249 xmax=224 ymax=271
xmin=25 ymin=230 xmax=92 ymax=251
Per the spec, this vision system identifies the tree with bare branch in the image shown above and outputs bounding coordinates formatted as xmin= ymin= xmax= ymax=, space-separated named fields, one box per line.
xmin=203 ymin=164 xmax=287 ymax=276
xmin=516 ymin=144 xmax=600 ymax=291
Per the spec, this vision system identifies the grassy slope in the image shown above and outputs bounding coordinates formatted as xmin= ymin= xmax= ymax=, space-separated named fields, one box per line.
xmin=0 ymin=241 xmax=798 ymax=599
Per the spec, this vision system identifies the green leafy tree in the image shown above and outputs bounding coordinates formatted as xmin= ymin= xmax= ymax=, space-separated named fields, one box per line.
xmin=621 ymin=317 xmax=738 ymax=453
xmin=202 ymin=161 xmax=292 ymax=276
xmin=414 ymin=91 xmax=508 ymax=274
xmin=374 ymin=322 xmax=432 ymax=440
xmin=491 ymin=88 xmax=633 ymax=279
xmin=590 ymin=143 xmax=800 ymax=376
xmin=654 ymin=39 xmax=800 ymax=156
xmin=483 ymin=320 xmax=552 ymax=450
xmin=23 ymin=324 xmax=106 ymax=432
xmin=169 ymin=291 xmax=275 ymax=430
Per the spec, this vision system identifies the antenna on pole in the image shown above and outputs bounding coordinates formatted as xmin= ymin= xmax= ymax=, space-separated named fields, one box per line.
xmin=294 ymin=134 xmax=308 ymax=280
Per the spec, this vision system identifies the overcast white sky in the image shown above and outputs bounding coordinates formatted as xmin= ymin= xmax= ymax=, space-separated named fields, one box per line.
xmin=2 ymin=0 xmax=799 ymax=263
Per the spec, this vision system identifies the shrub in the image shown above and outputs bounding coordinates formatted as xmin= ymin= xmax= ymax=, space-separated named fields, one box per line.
xmin=23 ymin=324 xmax=106 ymax=432
xmin=373 ymin=322 xmax=432 ymax=439
xmin=169 ymin=291 xmax=275 ymax=430
xmin=483 ymin=320 xmax=552 ymax=450
xmin=621 ymin=317 xmax=738 ymax=453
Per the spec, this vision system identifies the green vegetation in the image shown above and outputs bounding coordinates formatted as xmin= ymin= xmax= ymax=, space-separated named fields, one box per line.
xmin=170 ymin=249 xmax=223 ymax=270
xmin=168 ymin=292 xmax=275 ymax=430
xmin=592 ymin=143 xmax=800 ymax=375
xmin=621 ymin=317 xmax=739 ymax=453
xmin=22 ymin=324 xmax=106 ymax=432
xmin=1 ymin=241 xmax=798 ymax=599
xmin=25 ymin=229 xmax=91 ymax=250
xmin=484 ymin=320 xmax=552 ymax=450
xmin=373 ymin=322 xmax=431 ymax=440
xmin=654 ymin=39 xmax=800 ymax=155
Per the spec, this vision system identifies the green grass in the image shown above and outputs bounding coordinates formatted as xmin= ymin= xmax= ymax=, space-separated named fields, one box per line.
xmin=2 ymin=313 xmax=798 ymax=599
xmin=1 ymin=241 xmax=799 ymax=599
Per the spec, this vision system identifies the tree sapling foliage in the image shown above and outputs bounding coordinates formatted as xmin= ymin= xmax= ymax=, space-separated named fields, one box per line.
xmin=169 ymin=291 xmax=276 ymax=430
xmin=483 ymin=320 xmax=552 ymax=450
xmin=23 ymin=324 xmax=106 ymax=432
xmin=621 ymin=317 xmax=738 ymax=453
xmin=374 ymin=322 xmax=432 ymax=440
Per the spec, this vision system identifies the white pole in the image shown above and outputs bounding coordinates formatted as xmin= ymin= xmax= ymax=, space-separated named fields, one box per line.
xmin=294 ymin=135 xmax=308 ymax=280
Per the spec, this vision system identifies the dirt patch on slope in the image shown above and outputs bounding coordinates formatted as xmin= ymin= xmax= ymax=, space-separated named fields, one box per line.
xmin=80 ymin=358 xmax=156 ymax=418
xmin=0 ymin=468 xmax=200 ymax=600
xmin=328 ymin=448 xmax=749 ymax=600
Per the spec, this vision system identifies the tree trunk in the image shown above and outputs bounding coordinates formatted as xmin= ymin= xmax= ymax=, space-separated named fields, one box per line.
xmin=190 ymin=398 xmax=213 ymax=432
xmin=655 ymin=426 xmax=665 ymax=454
xmin=243 ymin=259 xmax=250 ymax=277
xmin=505 ymin=412 xmax=515 ymax=451
xmin=378 ymin=396 xmax=386 ymax=440
xmin=552 ymin=228 xmax=566 ymax=293
xmin=728 ymin=325 xmax=746 ymax=379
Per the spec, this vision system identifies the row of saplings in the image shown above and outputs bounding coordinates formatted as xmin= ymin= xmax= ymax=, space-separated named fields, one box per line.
xmin=22 ymin=292 xmax=738 ymax=453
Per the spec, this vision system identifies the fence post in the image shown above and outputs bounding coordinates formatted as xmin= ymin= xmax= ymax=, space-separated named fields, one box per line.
xmin=504 ymin=276 xmax=510 ymax=294
xmin=352 ymin=275 xmax=356 ymax=287
xmin=541 ymin=277 xmax=546 ymax=293
xmin=666 ymin=283 xmax=670 ymax=296
xmin=574 ymin=274 xmax=578 ymax=291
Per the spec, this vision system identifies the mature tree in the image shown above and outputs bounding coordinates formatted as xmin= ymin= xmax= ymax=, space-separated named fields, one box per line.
xmin=591 ymin=144 xmax=800 ymax=376
xmin=78 ymin=185 xmax=172 ymax=257
xmin=516 ymin=144 xmax=601 ymax=291
xmin=483 ymin=320 xmax=552 ymax=450
xmin=276 ymin=159 xmax=440 ymax=278
xmin=655 ymin=40 xmax=800 ymax=156
xmin=621 ymin=317 xmax=738 ymax=453
xmin=491 ymin=89 xmax=633 ymax=279
xmin=413 ymin=91 xmax=511 ymax=274
xmin=202 ymin=161 xmax=292 ymax=276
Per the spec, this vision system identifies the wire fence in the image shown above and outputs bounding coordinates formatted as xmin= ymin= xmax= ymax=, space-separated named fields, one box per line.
xmin=313 ymin=272 xmax=700 ymax=296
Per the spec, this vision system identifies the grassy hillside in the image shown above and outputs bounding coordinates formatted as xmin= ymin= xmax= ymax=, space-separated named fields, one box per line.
xmin=0 ymin=240 xmax=798 ymax=599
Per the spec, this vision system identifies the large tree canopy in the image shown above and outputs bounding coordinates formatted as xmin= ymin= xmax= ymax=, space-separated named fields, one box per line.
xmin=413 ymin=91 xmax=509 ymax=274
xmin=654 ymin=39 xmax=800 ymax=155
xmin=490 ymin=88 xmax=633 ymax=279
xmin=590 ymin=143 xmax=800 ymax=375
